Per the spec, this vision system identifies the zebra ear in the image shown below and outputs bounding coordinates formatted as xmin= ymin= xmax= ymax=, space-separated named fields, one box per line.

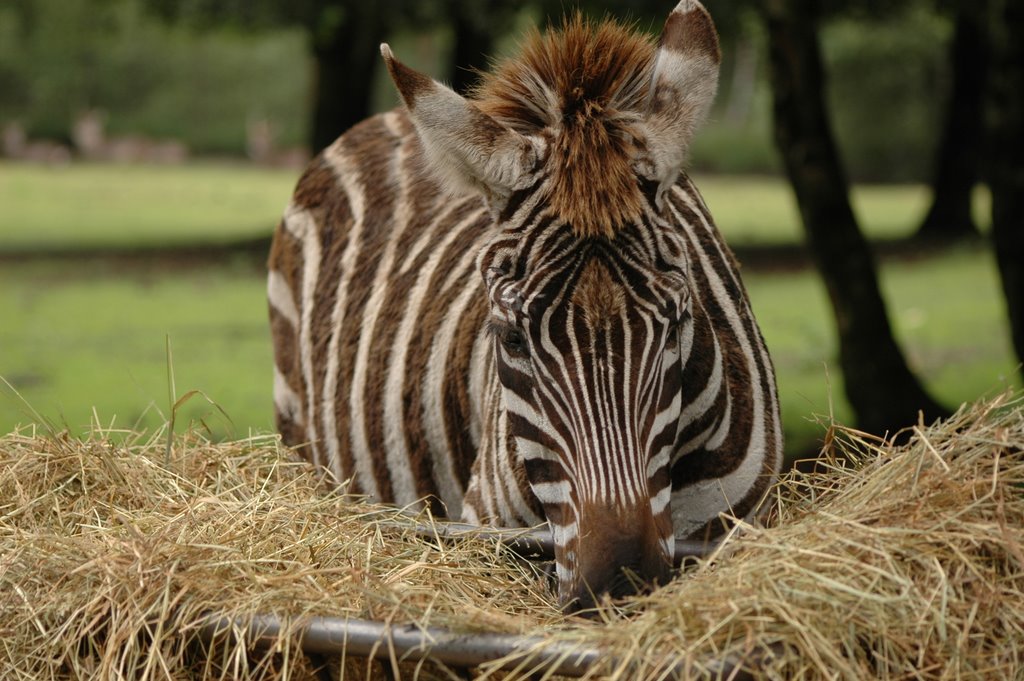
xmin=380 ymin=44 xmax=538 ymax=205
xmin=639 ymin=1 xmax=720 ymax=200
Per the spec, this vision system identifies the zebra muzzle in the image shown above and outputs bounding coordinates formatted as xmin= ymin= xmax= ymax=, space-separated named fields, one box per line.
xmin=561 ymin=502 xmax=673 ymax=613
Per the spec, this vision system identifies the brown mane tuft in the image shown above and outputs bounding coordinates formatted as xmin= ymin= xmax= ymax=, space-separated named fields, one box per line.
xmin=473 ymin=14 xmax=655 ymax=238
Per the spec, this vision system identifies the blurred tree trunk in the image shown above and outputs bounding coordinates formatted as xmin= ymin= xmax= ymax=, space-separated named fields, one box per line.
xmin=762 ymin=0 xmax=948 ymax=435
xmin=916 ymin=1 xmax=989 ymax=240
xmin=449 ymin=6 xmax=494 ymax=95
xmin=309 ymin=3 xmax=388 ymax=154
xmin=987 ymin=0 xmax=1024 ymax=376
xmin=447 ymin=0 xmax=531 ymax=96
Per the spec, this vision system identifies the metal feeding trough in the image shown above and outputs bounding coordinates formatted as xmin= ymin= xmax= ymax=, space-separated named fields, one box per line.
xmin=194 ymin=522 xmax=765 ymax=679
xmin=196 ymin=612 xmax=765 ymax=679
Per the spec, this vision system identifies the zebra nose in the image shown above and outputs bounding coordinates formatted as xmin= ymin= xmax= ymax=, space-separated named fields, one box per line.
xmin=561 ymin=508 xmax=673 ymax=613
xmin=561 ymin=544 xmax=672 ymax=614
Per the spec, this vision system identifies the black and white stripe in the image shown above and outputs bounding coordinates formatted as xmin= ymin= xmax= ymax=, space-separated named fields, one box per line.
xmin=269 ymin=1 xmax=781 ymax=610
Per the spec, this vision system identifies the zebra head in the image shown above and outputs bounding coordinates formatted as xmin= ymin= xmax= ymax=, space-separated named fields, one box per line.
xmin=382 ymin=0 xmax=721 ymax=611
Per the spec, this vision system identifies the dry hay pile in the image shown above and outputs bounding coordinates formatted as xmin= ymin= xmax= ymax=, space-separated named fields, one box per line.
xmin=2 ymin=393 xmax=1022 ymax=680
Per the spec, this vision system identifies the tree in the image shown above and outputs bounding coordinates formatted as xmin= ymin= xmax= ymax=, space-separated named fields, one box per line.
xmin=306 ymin=2 xmax=390 ymax=152
xmin=986 ymin=0 xmax=1024 ymax=377
xmin=444 ymin=0 xmax=527 ymax=94
xmin=448 ymin=4 xmax=493 ymax=95
xmin=916 ymin=0 xmax=988 ymax=240
xmin=761 ymin=0 xmax=948 ymax=436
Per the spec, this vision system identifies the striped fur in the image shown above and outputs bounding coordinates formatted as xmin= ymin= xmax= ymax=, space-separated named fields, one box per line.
xmin=269 ymin=1 xmax=782 ymax=611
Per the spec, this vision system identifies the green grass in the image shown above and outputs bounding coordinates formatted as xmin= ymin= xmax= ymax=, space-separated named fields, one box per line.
xmin=1 ymin=249 xmax=1017 ymax=460
xmin=0 ymin=162 xmax=1016 ymax=460
xmin=0 ymin=161 xmax=990 ymax=253
xmin=0 ymin=161 xmax=297 ymax=251
xmin=0 ymin=261 xmax=273 ymax=440
xmin=745 ymin=245 xmax=1019 ymax=455
xmin=697 ymin=175 xmax=992 ymax=245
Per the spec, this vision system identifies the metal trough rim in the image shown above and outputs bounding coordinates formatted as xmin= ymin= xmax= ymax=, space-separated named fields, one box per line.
xmin=194 ymin=520 xmax=748 ymax=676
xmin=196 ymin=612 xmax=764 ymax=679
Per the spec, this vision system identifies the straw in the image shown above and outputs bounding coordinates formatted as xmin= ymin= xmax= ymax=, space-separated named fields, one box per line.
xmin=2 ymin=392 xmax=1022 ymax=679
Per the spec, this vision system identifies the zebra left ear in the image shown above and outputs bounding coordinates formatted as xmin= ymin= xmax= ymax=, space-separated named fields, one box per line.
xmin=640 ymin=1 xmax=720 ymax=202
xmin=381 ymin=44 xmax=539 ymax=206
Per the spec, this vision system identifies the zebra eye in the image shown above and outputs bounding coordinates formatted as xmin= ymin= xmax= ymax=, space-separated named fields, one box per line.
xmin=499 ymin=326 xmax=529 ymax=357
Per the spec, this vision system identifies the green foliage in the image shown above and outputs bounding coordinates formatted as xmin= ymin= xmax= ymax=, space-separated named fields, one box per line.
xmin=823 ymin=6 xmax=952 ymax=182
xmin=690 ymin=120 xmax=779 ymax=176
xmin=0 ymin=0 xmax=963 ymax=179
xmin=690 ymin=2 xmax=961 ymax=183
xmin=0 ymin=0 xmax=309 ymax=153
xmin=115 ymin=27 xmax=309 ymax=153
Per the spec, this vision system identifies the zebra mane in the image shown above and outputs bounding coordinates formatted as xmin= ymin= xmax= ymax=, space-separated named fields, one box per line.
xmin=472 ymin=14 xmax=656 ymax=238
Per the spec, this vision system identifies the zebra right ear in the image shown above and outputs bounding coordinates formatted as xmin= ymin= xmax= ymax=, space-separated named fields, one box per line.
xmin=381 ymin=44 xmax=539 ymax=206
xmin=639 ymin=1 xmax=720 ymax=205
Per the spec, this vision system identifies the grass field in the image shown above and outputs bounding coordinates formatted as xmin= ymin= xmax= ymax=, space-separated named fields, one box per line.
xmin=0 ymin=161 xmax=1017 ymax=459
xmin=0 ymin=261 xmax=271 ymax=439
xmin=701 ymin=176 xmax=992 ymax=245
xmin=0 ymin=161 xmax=991 ymax=251
xmin=0 ymin=161 xmax=297 ymax=251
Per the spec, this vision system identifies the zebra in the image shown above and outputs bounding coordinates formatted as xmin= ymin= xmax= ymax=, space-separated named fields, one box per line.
xmin=268 ymin=0 xmax=782 ymax=611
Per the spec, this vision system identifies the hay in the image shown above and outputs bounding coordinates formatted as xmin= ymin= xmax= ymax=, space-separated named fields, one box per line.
xmin=2 ymin=393 xmax=1022 ymax=680
xmin=0 ymin=426 xmax=558 ymax=680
